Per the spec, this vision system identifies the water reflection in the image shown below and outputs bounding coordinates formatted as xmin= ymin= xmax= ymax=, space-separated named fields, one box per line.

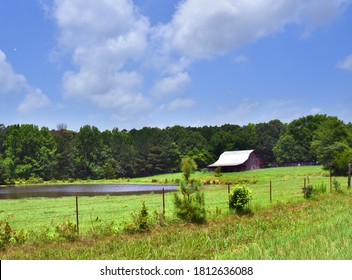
xmin=0 ymin=184 xmax=179 ymax=199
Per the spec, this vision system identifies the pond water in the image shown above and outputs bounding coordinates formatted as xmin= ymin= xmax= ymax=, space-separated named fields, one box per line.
xmin=0 ymin=184 xmax=179 ymax=199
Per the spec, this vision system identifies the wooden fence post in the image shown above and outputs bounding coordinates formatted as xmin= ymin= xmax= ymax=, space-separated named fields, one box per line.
xmin=270 ymin=181 xmax=272 ymax=203
xmin=330 ymin=174 xmax=332 ymax=193
xmin=162 ymin=188 xmax=165 ymax=215
xmin=228 ymin=184 xmax=231 ymax=209
xmin=348 ymin=163 xmax=351 ymax=190
xmin=75 ymin=195 xmax=79 ymax=236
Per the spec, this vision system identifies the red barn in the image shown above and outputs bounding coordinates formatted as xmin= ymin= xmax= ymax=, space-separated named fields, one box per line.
xmin=208 ymin=150 xmax=263 ymax=172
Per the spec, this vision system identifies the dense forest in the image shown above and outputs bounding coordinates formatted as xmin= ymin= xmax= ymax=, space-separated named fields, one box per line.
xmin=1 ymin=114 xmax=352 ymax=183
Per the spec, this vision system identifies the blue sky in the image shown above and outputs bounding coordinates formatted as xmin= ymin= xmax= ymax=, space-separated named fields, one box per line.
xmin=0 ymin=0 xmax=351 ymax=131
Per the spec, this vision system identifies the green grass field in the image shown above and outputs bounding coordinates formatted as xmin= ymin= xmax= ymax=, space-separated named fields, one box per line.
xmin=1 ymin=166 xmax=351 ymax=259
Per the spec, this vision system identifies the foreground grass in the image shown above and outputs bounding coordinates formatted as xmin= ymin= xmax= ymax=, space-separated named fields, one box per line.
xmin=1 ymin=192 xmax=351 ymax=260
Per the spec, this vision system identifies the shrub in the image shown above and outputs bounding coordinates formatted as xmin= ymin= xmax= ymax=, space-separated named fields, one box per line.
xmin=125 ymin=201 xmax=151 ymax=233
xmin=173 ymin=180 xmax=206 ymax=224
xmin=55 ymin=220 xmax=78 ymax=241
xmin=0 ymin=219 xmax=25 ymax=249
xmin=333 ymin=179 xmax=342 ymax=193
xmin=302 ymin=186 xmax=314 ymax=199
xmin=26 ymin=176 xmax=44 ymax=184
xmin=214 ymin=166 xmax=222 ymax=177
xmin=229 ymin=186 xmax=252 ymax=213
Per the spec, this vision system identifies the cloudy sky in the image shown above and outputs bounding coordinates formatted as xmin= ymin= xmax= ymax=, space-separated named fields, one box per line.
xmin=0 ymin=0 xmax=351 ymax=131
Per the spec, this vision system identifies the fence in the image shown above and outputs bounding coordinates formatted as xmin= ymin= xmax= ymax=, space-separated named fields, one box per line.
xmin=0 ymin=175 xmax=349 ymax=236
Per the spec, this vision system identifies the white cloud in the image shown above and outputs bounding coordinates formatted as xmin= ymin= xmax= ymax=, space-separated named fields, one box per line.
xmin=156 ymin=0 xmax=351 ymax=59
xmin=49 ymin=0 xmax=352 ymax=123
xmin=164 ymin=98 xmax=195 ymax=111
xmin=53 ymin=0 xmax=141 ymax=49
xmin=151 ymin=72 xmax=191 ymax=98
xmin=17 ymin=89 xmax=51 ymax=113
xmin=53 ymin=0 xmax=150 ymax=112
xmin=0 ymin=49 xmax=50 ymax=112
xmin=336 ymin=54 xmax=352 ymax=71
xmin=0 ymin=50 xmax=28 ymax=94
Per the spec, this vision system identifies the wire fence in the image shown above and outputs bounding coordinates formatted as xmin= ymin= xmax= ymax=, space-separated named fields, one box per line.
xmin=0 ymin=175 xmax=350 ymax=236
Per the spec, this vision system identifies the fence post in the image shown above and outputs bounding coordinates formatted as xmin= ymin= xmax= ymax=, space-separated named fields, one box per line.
xmin=162 ymin=188 xmax=165 ymax=215
xmin=330 ymin=174 xmax=332 ymax=193
xmin=348 ymin=163 xmax=351 ymax=190
xmin=228 ymin=184 xmax=231 ymax=209
xmin=270 ymin=181 xmax=272 ymax=203
xmin=75 ymin=195 xmax=79 ymax=236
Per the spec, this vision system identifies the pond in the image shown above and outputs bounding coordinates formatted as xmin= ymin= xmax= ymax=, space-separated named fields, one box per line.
xmin=0 ymin=184 xmax=179 ymax=199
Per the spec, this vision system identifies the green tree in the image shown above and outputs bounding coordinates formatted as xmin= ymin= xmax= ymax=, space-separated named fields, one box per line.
xmin=0 ymin=155 xmax=8 ymax=184
xmin=173 ymin=180 xmax=206 ymax=224
xmin=256 ymin=120 xmax=286 ymax=164
xmin=74 ymin=125 xmax=106 ymax=179
xmin=181 ymin=156 xmax=197 ymax=182
xmin=312 ymin=117 xmax=352 ymax=175
xmin=273 ymin=115 xmax=329 ymax=164
xmin=130 ymin=127 xmax=180 ymax=177
xmin=5 ymin=124 xmax=57 ymax=180
xmin=52 ymin=124 xmax=76 ymax=180
xmin=210 ymin=130 xmax=236 ymax=158
xmin=273 ymin=134 xmax=303 ymax=164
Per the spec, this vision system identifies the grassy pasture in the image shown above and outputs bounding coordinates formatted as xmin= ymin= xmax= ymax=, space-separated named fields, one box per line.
xmin=1 ymin=166 xmax=351 ymax=259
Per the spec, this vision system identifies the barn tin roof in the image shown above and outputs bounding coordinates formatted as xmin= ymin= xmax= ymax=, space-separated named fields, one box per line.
xmin=208 ymin=150 xmax=254 ymax=167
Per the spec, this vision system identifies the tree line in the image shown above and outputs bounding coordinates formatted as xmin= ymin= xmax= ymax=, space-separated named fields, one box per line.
xmin=0 ymin=114 xmax=351 ymax=183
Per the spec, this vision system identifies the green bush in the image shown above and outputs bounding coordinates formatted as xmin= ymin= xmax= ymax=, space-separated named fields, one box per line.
xmin=26 ymin=176 xmax=44 ymax=184
xmin=55 ymin=220 xmax=78 ymax=241
xmin=229 ymin=186 xmax=252 ymax=213
xmin=173 ymin=180 xmax=206 ymax=224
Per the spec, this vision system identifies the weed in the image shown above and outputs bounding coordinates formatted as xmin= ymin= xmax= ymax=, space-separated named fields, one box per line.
xmin=88 ymin=216 xmax=115 ymax=237
xmin=153 ymin=210 xmax=166 ymax=227
xmin=313 ymin=182 xmax=327 ymax=194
